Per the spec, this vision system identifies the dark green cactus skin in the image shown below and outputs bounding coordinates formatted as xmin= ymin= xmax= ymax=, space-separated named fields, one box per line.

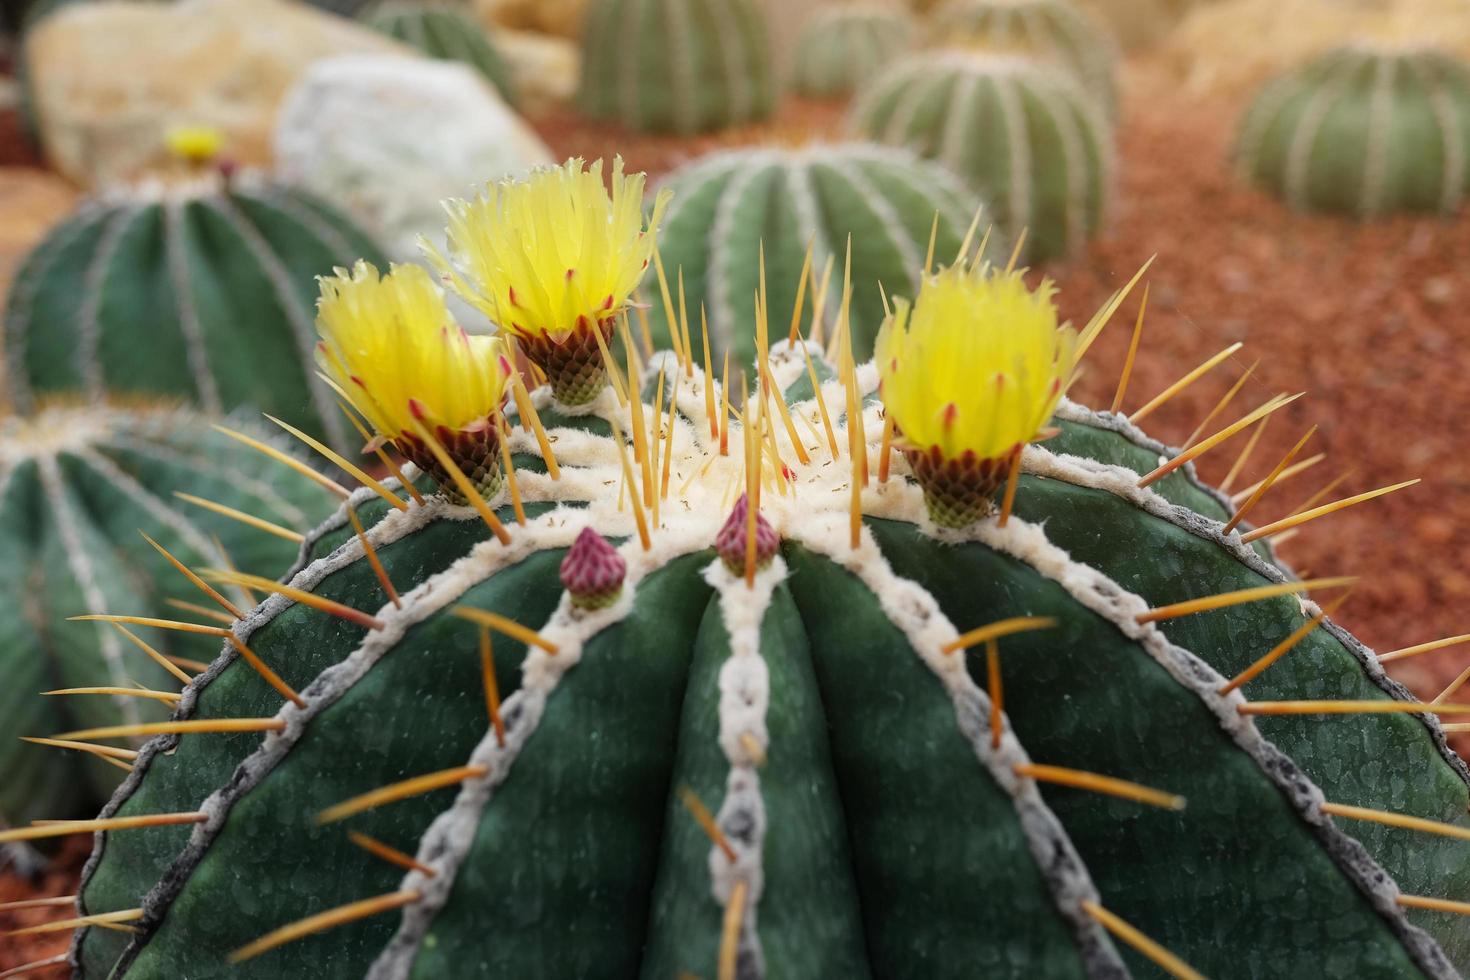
xmin=360 ymin=2 xmax=519 ymax=107
xmin=649 ymin=143 xmax=999 ymax=366
xmin=849 ymin=51 xmax=1113 ymax=262
xmin=1235 ymin=46 xmax=1470 ymax=216
xmin=69 ymin=351 xmax=1470 ymax=979
xmin=3 ymin=180 xmax=388 ymax=452
xmin=577 ymin=0 xmax=776 ymax=134
xmin=0 ymin=405 xmax=332 ymax=828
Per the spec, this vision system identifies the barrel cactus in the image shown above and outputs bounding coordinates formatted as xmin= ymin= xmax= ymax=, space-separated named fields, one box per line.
xmin=791 ymin=4 xmax=916 ymax=100
xmin=17 ymin=159 xmax=1470 ymax=980
xmin=1235 ymin=45 xmax=1470 ymax=216
xmin=360 ymin=2 xmax=518 ymax=106
xmin=649 ymin=142 xmax=1000 ymax=367
xmin=0 ymin=403 xmax=332 ymax=833
xmin=577 ymin=0 xmax=776 ymax=133
xmin=3 ymin=172 xmax=389 ymax=452
xmin=850 ymin=51 xmax=1113 ymax=261
xmin=925 ymin=0 xmax=1119 ymax=117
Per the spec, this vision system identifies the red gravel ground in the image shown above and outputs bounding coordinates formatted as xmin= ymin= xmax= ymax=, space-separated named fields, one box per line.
xmin=4 ymin=53 xmax=1470 ymax=971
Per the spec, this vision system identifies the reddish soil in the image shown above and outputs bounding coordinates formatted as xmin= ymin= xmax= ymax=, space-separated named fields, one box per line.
xmin=4 ymin=54 xmax=1470 ymax=969
xmin=0 ymin=838 xmax=90 ymax=974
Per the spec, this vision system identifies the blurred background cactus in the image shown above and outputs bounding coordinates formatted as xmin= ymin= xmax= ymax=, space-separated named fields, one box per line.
xmin=925 ymin=0 xmax=1119 ymax=117
xmin=0 ymin=404 xmax=330 ymax=832
xmin=1235 ymin=45 xmax=1470 ymax=215
xmin=360 ymin=2 xmax=519 ymax=106
xmin=791 ymin=4 xmax=916 ymax=101
xmin=3 ymin=171 xmax=387 ymax=451
xmin=849 ymin=51 xmax=1113 ymax=260
xmin=648 ymin=142 xmax=997 ymax=364
xmin=577 ymin=0 xmax=776 ymax=133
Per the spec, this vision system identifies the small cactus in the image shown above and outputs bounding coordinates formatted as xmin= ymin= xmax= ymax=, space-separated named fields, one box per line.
xmin=577 ymin=0 xmax=777 ymax=133
xmin=790 ymin=4 xmax=916 ymax=100
xmin=0 ymin=403 xmax=332 ymax=829
xmin=925 ymin=0 xmax=1119 ymax=117
xmin=3 ymin=171 xmax=388 ymax=452
xmin=360 ymin=2 xmax=519 ymax=107
xmin=849 ymin=51 xmax=1113 ymax=261
xmin=1235 ymin=45 xmax=1470 ymax=216
xmin=30 ymin=160 xmax=1470 ymax=980
xmin=649 ymin=142 xmax=1000 ymax=365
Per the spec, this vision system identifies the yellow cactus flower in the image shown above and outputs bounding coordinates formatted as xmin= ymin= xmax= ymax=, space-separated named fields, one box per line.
xmin=165 ymin=125 xmax=225 ymax=166
xmin=315 ymin=261 xmax=513 ymax=498
xmin=423 ymin=157 xmax=671 ymax=405
xmin=877 ymin=261 xmax=1077 ymax=526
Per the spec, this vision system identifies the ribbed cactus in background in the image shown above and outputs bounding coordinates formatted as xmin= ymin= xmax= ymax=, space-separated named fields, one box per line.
xmin=1235 ymin=45 xmax=1470 ymax=216
xmin=791 ymin=4 xmax=916 ymax=100
xmin=0 ymin=404 xmax=331 ymax=831
xmin=360 ymin=2 xmax=518 ymax=106
xmin=649 ymin=142 xmax=999 ymax=365
xmin=3 ymin=173 xmax=388 ymax=452
xmin=21 ymin=159 xmax=1470 ymax=980
xmin=577 ymin=0 xmax=776 ymax=133
xmin=926 ymin=0 xmax=1119 ymax=117
xmin=850 ymin=51 xmax=1113 ymax=261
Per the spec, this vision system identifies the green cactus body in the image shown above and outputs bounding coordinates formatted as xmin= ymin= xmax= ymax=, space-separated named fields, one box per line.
xmin=650 ymin=143 xmax=999 ymax=365
xmin=63 ymin=343 xmax=1470 ymax=978
xmin=849 ymin=51 xmax=1112 ymax=261
xmin=577 ymin=0 xmax=776 ymax=133
xmin=791 ymin=5 xmax=915 ymax=100
xmin=1235 ymin=45 xmax=1470 ymax=216
xmin=925 ymin=0 xmax=1118 ymax=118
xmin=3 ymin=176 xmax=388 ymax=451
xmin=0 ymin=404 xmax=332 ymax=828
xmin=361 ymin=2 xmax=519 ymax=106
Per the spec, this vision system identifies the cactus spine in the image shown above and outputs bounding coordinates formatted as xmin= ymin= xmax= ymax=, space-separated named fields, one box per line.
xmin=3 ymin=175 xmax=388 ymax=452
xmin=791 ymin=4 xmax=916 ymax=100
xmin=361 ymin=2 xmax=519 ymax=107
xmin=926 ymin=0 xmax=1119 ymax=117
xmin=0 ymin=404 xmax=332 ymax=828
xmin=25 ymin=161 xmax=1470 ymax=980
xmin=849 ymin=51 xmax=1113 ymax=261
xmin=1236 ymin=45 xmax=1470 ymax=216
xmin=649 ymin=142 xmax=998 ymax=365
xmin=577 ymin=0 xmax=777 ymax=133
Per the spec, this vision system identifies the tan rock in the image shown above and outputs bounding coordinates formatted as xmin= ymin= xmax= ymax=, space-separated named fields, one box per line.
xmin=474 ymin=0 xmax=588 ymax=38
xmin=24 ymin=0 xmax=413 ymax=188
xmin=495 ymin=28 xmax=579 ymax=116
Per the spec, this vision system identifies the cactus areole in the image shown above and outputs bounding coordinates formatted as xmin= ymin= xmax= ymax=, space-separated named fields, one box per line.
xmin=48 ymin=160 xmax=1470 ymax=980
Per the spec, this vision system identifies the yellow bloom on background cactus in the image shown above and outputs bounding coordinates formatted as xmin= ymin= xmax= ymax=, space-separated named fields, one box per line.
xmin=165 ymin=124 xmax=225 ymax=166
xmin=315 ymin=261 xmax=512 ymax=442
xmin=877 ymin=262 xmax=1077 ymax=464
xmin=425 ymin=157 xmax=670 ymax=341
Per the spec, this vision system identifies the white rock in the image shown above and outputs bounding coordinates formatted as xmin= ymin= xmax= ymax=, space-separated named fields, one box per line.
xmin=273 ymin=54 xmax=554 ymax=265
xmin=24 ymin=0 xmax=411 ymax=188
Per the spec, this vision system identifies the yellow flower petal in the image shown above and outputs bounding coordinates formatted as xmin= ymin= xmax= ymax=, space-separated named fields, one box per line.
xmin=315 ymin=261 xmax=511 ymax=441
xmin=877 ymin=262 xmax=1076 ymax=462
xmin=423 ymin=157 xmax=670 ymax=342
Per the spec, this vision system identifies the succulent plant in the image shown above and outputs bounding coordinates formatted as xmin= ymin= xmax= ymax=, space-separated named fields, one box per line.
xmin=926 ymin=0 xmax=1119 ymax=117
xmin=1235 ymin=45 xmax=1470 ymax=216
xmin=648 ymin=142 xmax=999 ymax=367
xmin=790 ymin=4 xmax=916 ymax=100
xmin=360 ymin=2 xmax=518 ymax=107
xmin=13 ymin=160 xmax=1470 ymax=980
xmin=577 ymin=0 xmax=776 ymax=133
xmin=850 ymin=51 xmax=1113 ymax=261
xmin=3 ymin=171 xmax=388 ymax=453
xmin=0 ymin=403 xmax=333 ymax=835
